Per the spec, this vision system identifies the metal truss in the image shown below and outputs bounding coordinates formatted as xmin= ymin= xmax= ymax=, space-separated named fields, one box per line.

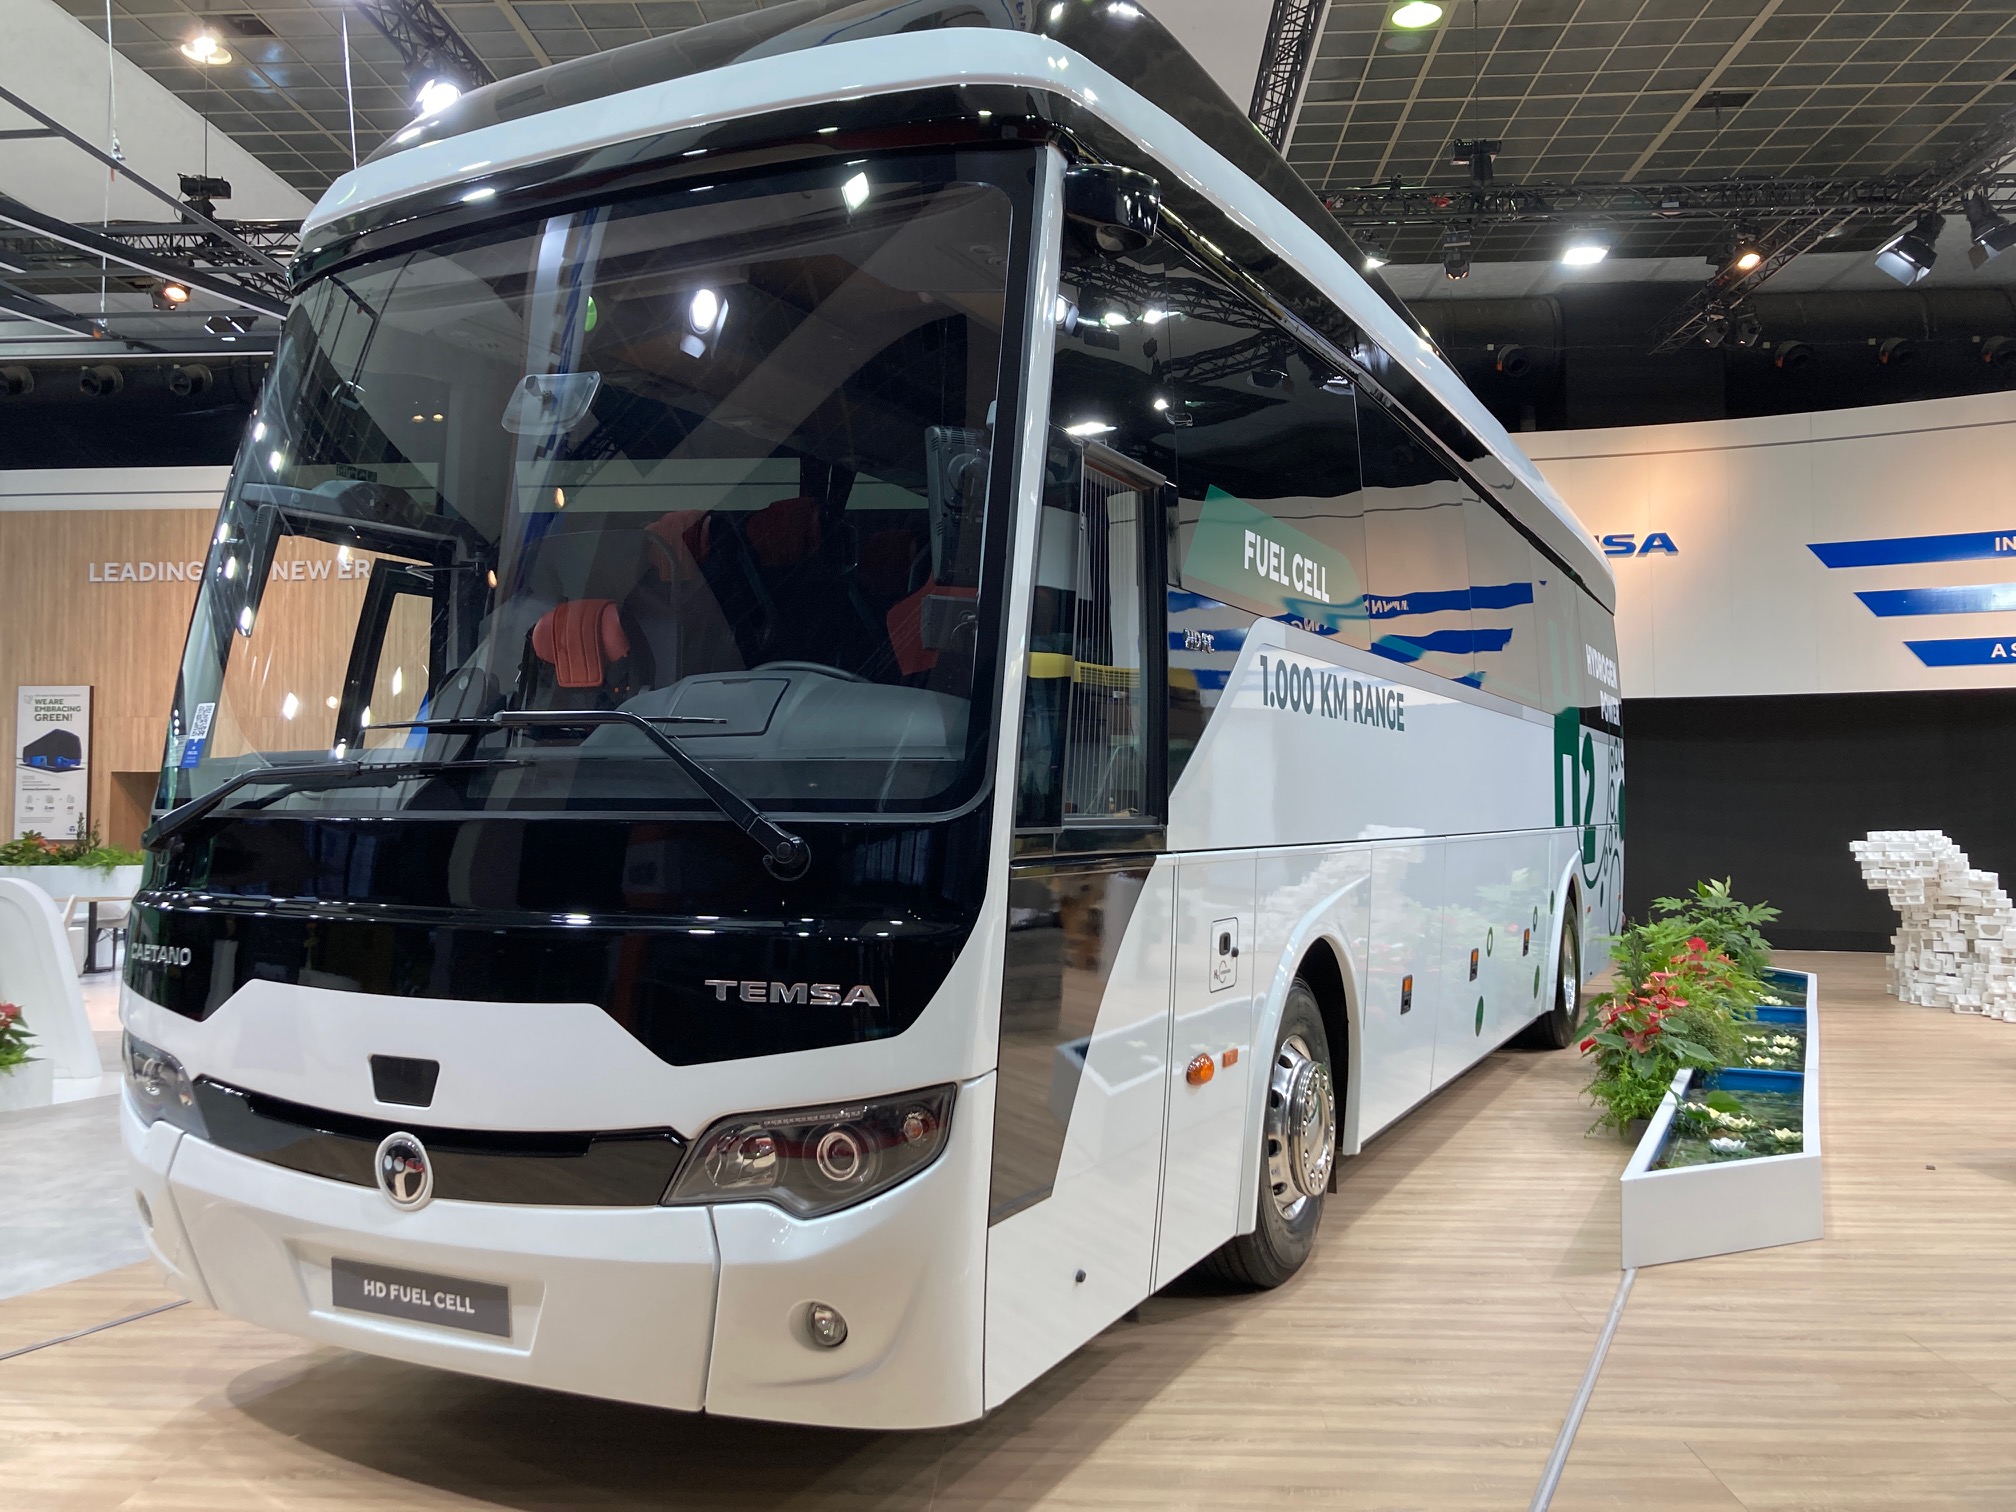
xmin=1646 ymin=100 xmax=2016 ymax=353
xmin=1322 ymin=175 xmax=2016 ymax=231
xmin=349 ymin=0 xmax=494 ymax=90
xmin=0 ymin=197 xmax=289 ymax=318
xmin=1249 ymin=0 xmax=1328 ymax=151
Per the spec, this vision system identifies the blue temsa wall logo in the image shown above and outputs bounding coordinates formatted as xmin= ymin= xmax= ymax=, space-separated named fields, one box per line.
xmin=1810 ymin=529 xmax=2016 ymax=667
xmin=1598 ymin=532 xmax=1678 ymax=557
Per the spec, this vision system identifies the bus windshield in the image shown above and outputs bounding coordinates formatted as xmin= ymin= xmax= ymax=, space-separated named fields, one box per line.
xmin=158 ymin=149 xmax=1026 ymax=821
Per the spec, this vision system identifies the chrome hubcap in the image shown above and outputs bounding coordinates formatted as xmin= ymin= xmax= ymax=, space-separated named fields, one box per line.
xmin=1558 ymin=933 xmax=1579 ymax=1026
xmin=1266 ymin=1033 xmax=1335 ymax=1220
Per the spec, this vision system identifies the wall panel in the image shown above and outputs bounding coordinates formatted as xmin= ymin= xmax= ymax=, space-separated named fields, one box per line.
xmin=0 ymin=509 xmax=378 ymax=846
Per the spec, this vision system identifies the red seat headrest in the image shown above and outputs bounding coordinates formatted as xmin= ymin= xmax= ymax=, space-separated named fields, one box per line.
xmin=531 ymin=600 xmax=629 ymax=688
xmin=742 ymin=496 xmax=821 ymax=567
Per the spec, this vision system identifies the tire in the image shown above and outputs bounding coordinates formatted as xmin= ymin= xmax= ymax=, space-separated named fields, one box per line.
xmin=1520 ymin=914 xmax=1581 ymax=1050
xmin=1201 ymin=979 xmax=1336 ymax=1289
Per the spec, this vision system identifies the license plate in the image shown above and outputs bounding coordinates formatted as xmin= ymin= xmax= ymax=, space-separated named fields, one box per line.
xmin=330 ymin=1257 xmax=511 ymax=1339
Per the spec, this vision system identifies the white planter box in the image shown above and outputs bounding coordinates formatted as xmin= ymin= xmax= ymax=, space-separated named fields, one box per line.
xmin=0 ymin=864 xmax=143 ymax=901
xmin=1619 ymin=970 xmax=1823 ymax=1269
xmin=0 ymin=1057 xmax=56 ymax=1113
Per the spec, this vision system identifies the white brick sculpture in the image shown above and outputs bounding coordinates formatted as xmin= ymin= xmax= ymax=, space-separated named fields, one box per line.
xmin=1849 ymin=830 xmax=2016 ymax=1021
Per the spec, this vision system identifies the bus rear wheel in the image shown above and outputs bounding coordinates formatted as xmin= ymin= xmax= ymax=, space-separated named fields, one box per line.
xmin=1521 ymin=917 xmax=1581 ymax=1050
xmin=1202 ymin=980 xmax=1334 ymax=1290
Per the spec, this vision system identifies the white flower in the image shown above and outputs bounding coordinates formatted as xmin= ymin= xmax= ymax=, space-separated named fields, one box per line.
xmin=1770 ymin=1128 xmax=1801 ymax=1143
xmin=1709 ymin=1137 xmax=1747 ymax=1154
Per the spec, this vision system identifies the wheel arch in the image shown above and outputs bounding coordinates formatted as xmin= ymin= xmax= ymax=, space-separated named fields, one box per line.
xmin=1236 ymin=909 xmax=1365 ymax=1238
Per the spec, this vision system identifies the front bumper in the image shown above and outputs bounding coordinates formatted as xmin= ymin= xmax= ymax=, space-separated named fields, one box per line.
xmin=121 ymin=1073 xmax=993 ymax=1428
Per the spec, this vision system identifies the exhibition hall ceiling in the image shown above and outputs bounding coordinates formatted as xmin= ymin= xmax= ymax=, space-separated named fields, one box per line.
xmin=10 ymin=0 xmax=2016 ymax=320
xmin=45 ymin=1 xmax=2016 ymax=204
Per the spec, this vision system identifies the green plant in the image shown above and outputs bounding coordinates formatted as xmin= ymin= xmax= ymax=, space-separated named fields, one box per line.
xmin=1578 ymin=929 xmax=1764 ymax=1135
xmin=1651 ymin=877 xmax=1778 ymax=978
xmin=0 ymin=827 xmax=143 ymax=870
xmin=0 ymin=1002 xmax=33 ymax=1073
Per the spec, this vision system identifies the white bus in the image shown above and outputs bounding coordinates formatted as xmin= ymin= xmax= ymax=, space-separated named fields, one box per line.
xmin=121 ymin=0 xmax=1622 ymax=1430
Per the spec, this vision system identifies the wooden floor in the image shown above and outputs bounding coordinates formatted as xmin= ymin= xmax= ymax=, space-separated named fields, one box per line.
xmin=3 ymin=951 xmax=2012 ymax=1510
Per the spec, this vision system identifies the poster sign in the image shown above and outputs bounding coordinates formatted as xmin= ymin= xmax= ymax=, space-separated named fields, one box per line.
xmin=13 ymin=686 xmax=91 ymax=841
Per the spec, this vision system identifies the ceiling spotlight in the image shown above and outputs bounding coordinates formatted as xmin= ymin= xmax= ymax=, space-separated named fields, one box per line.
xmin=416 ymin=77 xmax=463 ymax=116
xmin=1964 ymin=193 xmax=2016 ymax=266
xmin=1451 ymin=138 xmax=1500 ymax=187
xmin=1494 ymin=343 xmax=1532 ymax=378
xmin=169 ymin=364 xmax=213 ymax=398
xmin=180 ymin=174 xmax=232 ymax=218
xmin=1392 ymin=2 xmax=1444 ymax=27
xmin=150 ymin=280 xmax=192 ymax=310
xmin=179 ymin=32 xmax=231 ymax=65
xmin=1873 ymin=211 xmax=1944 ymax=286
xmin=79 ymin=365 xmax=123 ymax=397
xmin=1981 ymin=335 xmax=2016 ymax=368
xmin=1878 ymin=335 xmax=1917 ymax=367
xmin=1 ymin=366 xmax=34 ymax=398
xmin=1561 ymin=238 xmax=1608 ymax=267
xmin=1361 ymin=238 xmax=1388 ymax=271
xmin=1700 ymin=306 xmax=1731 ymax=349
xmin=1774 ymin=341 xmax=1814 ymax=372
xmin=1730 ymin=306 xmax=1763 ymax=350
xmin=1441 ymin=225 xmax=1472 ymax=282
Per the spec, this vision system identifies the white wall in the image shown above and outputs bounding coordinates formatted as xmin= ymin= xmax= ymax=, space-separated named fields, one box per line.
xmin=1525 ymin=392 xmax=2016 ymax=700
xmin=1149 ymin=0 xmax=1270 ymax=117
xmin=0 ymin=0 xmax=311 ymax=224
xmin=0 ymin=467 xmax=230 ymax=512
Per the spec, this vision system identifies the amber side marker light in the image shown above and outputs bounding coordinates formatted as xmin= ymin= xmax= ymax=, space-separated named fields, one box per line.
xmin=1186 ymin=1054 xmax=1215 ymax=1086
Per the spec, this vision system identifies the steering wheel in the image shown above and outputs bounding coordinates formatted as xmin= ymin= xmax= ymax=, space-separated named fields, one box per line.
xmin=752 ymin=660 xmax=868 ymax=683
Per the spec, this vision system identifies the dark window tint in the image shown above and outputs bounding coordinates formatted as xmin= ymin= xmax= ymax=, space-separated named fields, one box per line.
xmin=1016 ymin=243 xmax=1171 ymax=835
xmin=1463 ymin=497 xmax=1541 ymax=707
xmin=1164 ymin=260 xmax=1370 ymax=651
xmin=1357 ymin=399 xmax=1475 ymax=685
xmin=1530 ymin=545 xmax=1583 ymax=721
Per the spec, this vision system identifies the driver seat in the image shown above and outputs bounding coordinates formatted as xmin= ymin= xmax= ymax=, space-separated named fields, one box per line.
xmin=522 ymin=599 xmax=650 ymax=707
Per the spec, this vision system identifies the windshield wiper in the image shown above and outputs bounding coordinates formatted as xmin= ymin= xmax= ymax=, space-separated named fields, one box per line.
xmin=490 ymin=709 xmax=812 ymax=881
xmin=142 ymin=758 xmax=503 ymax=852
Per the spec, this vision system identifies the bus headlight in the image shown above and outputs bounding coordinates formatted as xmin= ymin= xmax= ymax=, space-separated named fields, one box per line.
xmin=663 ymin=1084 xmax=955 ymax=1218
xmin=123 ymin=1032 xmax=209 ymax=1138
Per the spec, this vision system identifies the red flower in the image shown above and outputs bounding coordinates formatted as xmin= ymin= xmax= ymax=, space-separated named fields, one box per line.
xmin=1686 ymin=936 xmax=1707 ymax=952
xmin=1578 ymin=1036 xmax=1596 ymax=1053
xmin=0 ymin=1002 xmax=18 ymax=1028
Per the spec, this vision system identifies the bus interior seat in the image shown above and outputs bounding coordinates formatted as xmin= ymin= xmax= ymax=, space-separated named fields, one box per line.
xmin=628 ymin=510 xmax=745 ymax=684
xmin=522 ymin=598 xmax=652 ymax=707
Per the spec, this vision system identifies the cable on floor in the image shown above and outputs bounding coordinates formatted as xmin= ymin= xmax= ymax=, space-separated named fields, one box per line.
xmin=1529 ymin=1266 xmax=1637 ymax=1512
xmin=0 ymin=1298 xmax=189 ymax=1364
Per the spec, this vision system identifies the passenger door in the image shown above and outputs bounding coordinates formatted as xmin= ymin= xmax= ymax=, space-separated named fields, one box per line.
xmin=986 ymin=412 xmax=1175 ymax=1406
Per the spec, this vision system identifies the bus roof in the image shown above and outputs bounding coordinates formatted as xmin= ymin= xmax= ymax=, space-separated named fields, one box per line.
xmin=310 ymin=0 xmax=1613 ymax=604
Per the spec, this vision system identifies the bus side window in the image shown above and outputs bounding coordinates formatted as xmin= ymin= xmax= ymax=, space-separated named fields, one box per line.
xmin=1461 ymin=496 xmax=1542 ymax=708
xmin=1017 ymin=242 xmax=1174 ymax=835
xmin=1357 ymin=400 xmax=1476 ymax=685
xmin=1016 ymin=438 xmax=1161 ymax=830
xmin=1530 ymin=544 xmax=1583 ymax=722
xmin=1161 ymin=260 xmax=1371 ymax=652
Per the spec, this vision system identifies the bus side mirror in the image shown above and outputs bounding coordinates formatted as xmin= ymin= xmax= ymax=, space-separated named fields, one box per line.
xmin=1064 ymin=164 xmax=1159 ymax=255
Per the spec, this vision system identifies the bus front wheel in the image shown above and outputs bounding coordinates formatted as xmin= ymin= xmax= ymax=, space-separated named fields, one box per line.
xmin=1202 ymin=980 xmax=1334 ymax=1290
